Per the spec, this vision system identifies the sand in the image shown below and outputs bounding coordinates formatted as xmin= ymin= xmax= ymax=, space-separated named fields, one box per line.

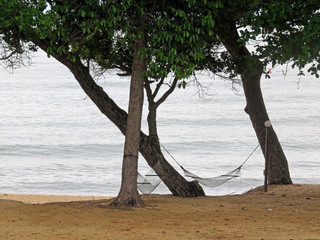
xmin=0 ymin=184 xmax=319 ymax=239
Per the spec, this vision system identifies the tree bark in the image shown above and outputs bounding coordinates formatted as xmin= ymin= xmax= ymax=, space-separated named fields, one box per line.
xmin=34 ymin=39 xmax=205 ymax=197
xmin=217 ymin=23 xmax=292 ymax=184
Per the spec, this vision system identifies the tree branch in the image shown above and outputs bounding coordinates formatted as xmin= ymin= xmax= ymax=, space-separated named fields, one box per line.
xmin=154 ymin=76 xmax=178 ymax=108
xmin=0 ymin=50 xmax=18 ymax=60
xmin=152 ymin=76 xmax=165 ymax=99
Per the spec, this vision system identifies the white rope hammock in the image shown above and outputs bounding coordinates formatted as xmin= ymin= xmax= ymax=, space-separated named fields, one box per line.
xmin=137 ymin=144 xmax=260 ymax=194
xmin=181 ymin=165 xmax=241 ymax=188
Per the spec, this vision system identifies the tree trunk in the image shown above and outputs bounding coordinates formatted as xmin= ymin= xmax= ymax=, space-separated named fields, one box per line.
xmin=34 ymin=39 xmax=205 ymax=198
xmin=217 ymin=23 xmax=292 ymax=185
xmin=110 ymin=25 xmax=147 ymax=207
xmin=241 ymin=71 xmax=292 ymax=184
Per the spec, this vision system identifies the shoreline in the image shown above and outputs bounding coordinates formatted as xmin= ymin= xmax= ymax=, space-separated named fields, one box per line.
xmin=0 ymin=190 xmax=249 ymax=205
xmin=0 ymin=183 xmax=318 ymax=204
xmin=0 ymin=192 xmax=111 ymax=204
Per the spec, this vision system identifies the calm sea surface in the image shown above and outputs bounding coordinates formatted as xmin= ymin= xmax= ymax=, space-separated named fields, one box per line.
xmin=0 ymin=51 xmax=319 ymax=196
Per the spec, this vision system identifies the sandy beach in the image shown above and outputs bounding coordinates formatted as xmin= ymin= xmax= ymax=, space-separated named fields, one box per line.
xmin=0 ymin=184 xmax=319 ymax=239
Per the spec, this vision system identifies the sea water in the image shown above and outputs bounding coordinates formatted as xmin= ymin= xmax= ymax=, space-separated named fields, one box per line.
xmin=0 ymin=51 xmax=319 ymax=196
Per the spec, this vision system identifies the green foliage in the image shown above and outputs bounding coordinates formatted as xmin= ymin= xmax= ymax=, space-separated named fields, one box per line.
xmin=235 ymin=0 xmax=320 ymax=76
xmin=1 ymin=0 xmax=320 ymax=80
xmin=0 ymin=0 xmax=225 ymax=81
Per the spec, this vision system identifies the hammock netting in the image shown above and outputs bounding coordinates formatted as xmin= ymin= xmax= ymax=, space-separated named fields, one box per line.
xmin=137 ymin=168 xmax=162 ymax=194
xmin=181 ymin=166 xmax=241 ymax=188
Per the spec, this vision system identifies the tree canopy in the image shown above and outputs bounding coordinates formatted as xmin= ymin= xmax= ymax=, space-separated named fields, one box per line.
xmin=1 ymin=0 xmax=320 ymax=77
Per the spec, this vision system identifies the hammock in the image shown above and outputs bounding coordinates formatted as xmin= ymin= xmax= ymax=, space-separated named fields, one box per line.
xmin=137 ymin=168 xmax=162 ymax=194
xmin=173 ymin=144 xmax=259 ymax=188
xmin=181 ymin=165 xmax=241 ymax=188
xmin=137 ymin=144 xmax=260 ymax=194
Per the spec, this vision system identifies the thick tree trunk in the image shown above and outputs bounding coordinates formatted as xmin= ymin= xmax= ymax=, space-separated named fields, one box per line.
xmin=34 ymin=40 xmax=205 ymax=197
xmin=217 ymin=23 xmax=292 ymax=184
xmin=242 ymin=71 xmax=292 ymax=184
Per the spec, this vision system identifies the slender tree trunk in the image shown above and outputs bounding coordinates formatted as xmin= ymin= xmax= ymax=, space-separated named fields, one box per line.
xmin=110 ymin=24 xmax=146 ymax=207
xmin=217 ymin=23 xmax=292 ymax=184
xmin=144 ymin=78 xmax=205 ymax=196
xmin=147 ymin=103 xmax=158 ymax=137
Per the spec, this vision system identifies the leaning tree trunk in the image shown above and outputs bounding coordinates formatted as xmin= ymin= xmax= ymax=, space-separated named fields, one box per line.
xmin=34 ymin=39 xmax=205 ymax=197
xmin=241 ymin=70 xmax=292 ymax=184
xmin=217 ymin=22 xmax=292 ymax=184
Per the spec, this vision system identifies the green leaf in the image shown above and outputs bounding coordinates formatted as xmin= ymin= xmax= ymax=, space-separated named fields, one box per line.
xmin=79 ymin=9 xmax=85 ymax=17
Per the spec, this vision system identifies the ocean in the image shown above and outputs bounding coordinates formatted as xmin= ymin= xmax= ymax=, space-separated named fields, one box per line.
xmin=0 ymin=51 xmax=319 ymax=196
